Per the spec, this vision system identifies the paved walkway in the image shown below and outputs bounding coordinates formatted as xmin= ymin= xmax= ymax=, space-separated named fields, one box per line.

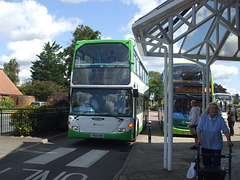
xmin=114 ymin=111 xmax=240 ymax=180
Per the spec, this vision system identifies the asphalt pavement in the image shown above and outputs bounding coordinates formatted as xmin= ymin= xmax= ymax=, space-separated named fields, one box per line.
xmin=1 ymin=111 xmax=240 ymax=180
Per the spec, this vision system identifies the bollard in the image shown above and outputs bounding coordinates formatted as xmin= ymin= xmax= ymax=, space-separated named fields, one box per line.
xmin=148 ymin=121 xmax=152 ymax=143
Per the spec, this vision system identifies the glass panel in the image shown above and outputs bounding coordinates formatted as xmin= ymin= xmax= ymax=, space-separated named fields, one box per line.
xmin=72 ymin=43 xmax=130 ymax=85
xmin=173 ymin=64 xmax=203 ymax=81
xmin=71 ymin=89 xmax=132 ymax=116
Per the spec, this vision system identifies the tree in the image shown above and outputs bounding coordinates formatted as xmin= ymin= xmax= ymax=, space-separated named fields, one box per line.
xmin=3 ymin=58 xmax=20 ymax=85
xmin=233 ymin=94 xmax=239 ymax=104
xmin=31 ymin=41 xmax=68 ymax=87
xmin=64 ymin=24 xmax=101 ymax=80
xmin=148 ymin=71 xmax=162 ymax=102
xmin=18 ymin=79 xmax=33 ymax=96
xmin=213 ymin=83 xmax=227 ymax=93
xmin=19 ymin=80 xmax=64 ymax=101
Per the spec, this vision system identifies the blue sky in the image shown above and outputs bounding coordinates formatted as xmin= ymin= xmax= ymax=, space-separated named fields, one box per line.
xmin=0 ymin=0 xmax=239 ymax=95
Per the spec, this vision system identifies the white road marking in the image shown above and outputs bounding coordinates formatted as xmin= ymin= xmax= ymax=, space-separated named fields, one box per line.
xmin=0 ymin=167 xmax=12 ymax=174
xmin=24 ymin=147 xmax=76 ymax=165
xmin=66 ymin=149 xmax=109 ymax=168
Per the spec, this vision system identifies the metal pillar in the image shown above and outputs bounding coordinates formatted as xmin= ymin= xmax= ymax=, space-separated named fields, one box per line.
xmin=163 ymin=46 xmax=168 ymax=169
xmin=202 ymin=66 xmax=206 ymax=113
xmin=167 ymin=16 xmax=174 ymax=171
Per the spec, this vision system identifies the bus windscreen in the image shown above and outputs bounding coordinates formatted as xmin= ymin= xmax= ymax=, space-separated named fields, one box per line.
xmin=72 ymin=43 xmax=130 ymax=85
xmin=71 ymin=89 xmax=132 ymax=116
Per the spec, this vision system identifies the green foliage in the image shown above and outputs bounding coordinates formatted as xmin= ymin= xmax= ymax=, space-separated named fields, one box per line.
xmin=64 ymin=24 xmax=101 ymax=80
xmin=11 ymin=104 xmax=68 ymax=136
xmin=0 ymin=97 xmax=14 ymax=108
xmin=47 ymin=92 xmax=69 ymax=107
xmin=237 ymin=108 xmax=240 ymax=120
xmin=148 ymin=71 xmax=161 ymax=101
xmin=31 ymin=41 xmax=68 ymax=87
xmin=149 ymin=104 xmax=158 ymax=111
xmin=18 ymin=80 xmax=33 ymax=95
xmin=19 ymin=80 xmax=64 ymax=101
xmin=11 ymin=110 xmax=36 ymax=136
xmin=233 ymin=95 xmax=240 ymax=104
xmin=3 ymin=58 xmax=20 ymax=85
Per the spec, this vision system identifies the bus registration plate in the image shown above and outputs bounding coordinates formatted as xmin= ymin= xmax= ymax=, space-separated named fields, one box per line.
xmin=91 ymin=134 xmax=104 ymax=138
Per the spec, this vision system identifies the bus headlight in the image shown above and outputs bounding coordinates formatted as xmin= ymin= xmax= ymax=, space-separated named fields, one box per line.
xmin=71 ymin=126 xmax=79 ymax=131
xmin=118 ymin=128 xmax=126 ymax=132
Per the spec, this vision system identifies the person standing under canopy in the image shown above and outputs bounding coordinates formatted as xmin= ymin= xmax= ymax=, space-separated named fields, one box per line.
xmin=197 ymin=102 xmax=233 ymax=167
xmin=227 ymin=104 xmax=236 ymax=136
xmin=188 ymin=100 xmax=200 ymax=150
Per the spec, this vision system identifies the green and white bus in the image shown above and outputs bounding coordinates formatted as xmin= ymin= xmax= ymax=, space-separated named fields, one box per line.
xmin=67 ymin=39 xmax=149 ymax=141
xmin=159 ymin=62 xmax=214 ymax=135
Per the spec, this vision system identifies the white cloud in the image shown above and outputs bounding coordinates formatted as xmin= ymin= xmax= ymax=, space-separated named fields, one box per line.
xmin=60 ymin=0 xmax=90 ymax=3
xmin=102 ymin=36 xmax=112 ymax=39
xmin=1 ymin=39 xmax=51 ymax=63
xmin=0 ymin=1 xmax=80 ymax=41
xmin=121 ymin=0 xmax=164 ymax=32
xmin=0 ymin=0 xmax=80 ymax=84
xmin=124 ymin=34 xmax=134 ymax=40
xmin=59 ymin=0 xmax=111 ymax=3
xmin=142 ymin=56 xmax=164 ymax=72
xmin=220 ymin=34 xmax=238 ymax=57
xmin=19 ymin=67 xmax=32 ymax=84
xmin=227 ymin=87 xmax=240 ymax=95
xmin=1 ymin=39 xmax=52 ymax=85
xmin=211 ymin=64 xmax=238 ymax=82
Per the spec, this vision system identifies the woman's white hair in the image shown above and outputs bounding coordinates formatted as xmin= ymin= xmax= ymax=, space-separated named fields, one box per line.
xmin=204 ymin=102 xmax=221 ymax=114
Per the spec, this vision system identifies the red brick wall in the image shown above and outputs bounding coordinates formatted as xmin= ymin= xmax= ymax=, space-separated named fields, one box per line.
xmin=9 ymin=95 xmax=35 ymax=107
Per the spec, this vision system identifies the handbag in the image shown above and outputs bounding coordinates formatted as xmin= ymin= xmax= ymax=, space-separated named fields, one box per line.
xmin=186 ymin=162 xmax=196 ymax=179
xmin=190 ymin=127 xmax=196 ymax=135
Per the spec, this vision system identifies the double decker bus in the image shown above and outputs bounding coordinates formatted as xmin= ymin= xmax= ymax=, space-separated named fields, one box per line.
xmin=67 ymin=39 xmax=149 ymax=141
xmin=214 ymin=93 xmax=233 ymax=120
xmin=159 ymin=62 xmax=214 ymax=135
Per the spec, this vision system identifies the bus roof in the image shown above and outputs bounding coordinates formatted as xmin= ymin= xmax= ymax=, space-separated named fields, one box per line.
xmin=75 ymin=39 xmax=131 ymax=46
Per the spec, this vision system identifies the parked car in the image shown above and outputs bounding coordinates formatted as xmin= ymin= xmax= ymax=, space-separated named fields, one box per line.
xmin=30 ymin=101 xmax=47 ymax=106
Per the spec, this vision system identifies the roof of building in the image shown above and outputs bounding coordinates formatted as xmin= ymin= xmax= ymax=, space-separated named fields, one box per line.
xmin=0 ymin=69 xmax=22 ymax=96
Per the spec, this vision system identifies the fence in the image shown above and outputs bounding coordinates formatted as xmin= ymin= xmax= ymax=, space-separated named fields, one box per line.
xmin=0 ymin=107 xmax=69 ymax=137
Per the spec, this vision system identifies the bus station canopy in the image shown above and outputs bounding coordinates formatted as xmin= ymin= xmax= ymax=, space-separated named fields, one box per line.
xmin=132 ymin=0 xmax=240 ymax=172
xmin=132 ymin=0 xmax=240 ymax=65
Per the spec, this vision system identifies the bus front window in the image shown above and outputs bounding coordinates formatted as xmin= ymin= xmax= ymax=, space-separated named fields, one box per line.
xmin=72 ymin=43 xmax=130 ymax=85
xmin=71 ymin=89 xmax=132 ymax=116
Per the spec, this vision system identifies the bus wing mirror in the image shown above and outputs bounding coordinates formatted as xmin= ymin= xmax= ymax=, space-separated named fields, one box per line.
xmin=133 ymin=89 xmax=138 ymax=97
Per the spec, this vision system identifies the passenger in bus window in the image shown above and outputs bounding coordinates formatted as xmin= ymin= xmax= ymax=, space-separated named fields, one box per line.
xmin=174 ymin=100 xmax=181 ymax=112
xmin=188 ymin=100 xmax=200 ymax=150
xmin=197 ymin=102 xmax=233 ymax=167
xmin=107 ymin=50 xmax=116 ymax=62
xmin=84 ymin=95 xmax=99 ymax=111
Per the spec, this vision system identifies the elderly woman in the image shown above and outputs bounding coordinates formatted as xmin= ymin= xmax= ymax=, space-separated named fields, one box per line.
xmin=197 ymin=102 xmax=233 ymax=167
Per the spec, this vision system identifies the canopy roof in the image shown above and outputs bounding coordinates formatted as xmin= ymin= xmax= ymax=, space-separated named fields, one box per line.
xmin=132 ymin=0 xmax=240 ymax=65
